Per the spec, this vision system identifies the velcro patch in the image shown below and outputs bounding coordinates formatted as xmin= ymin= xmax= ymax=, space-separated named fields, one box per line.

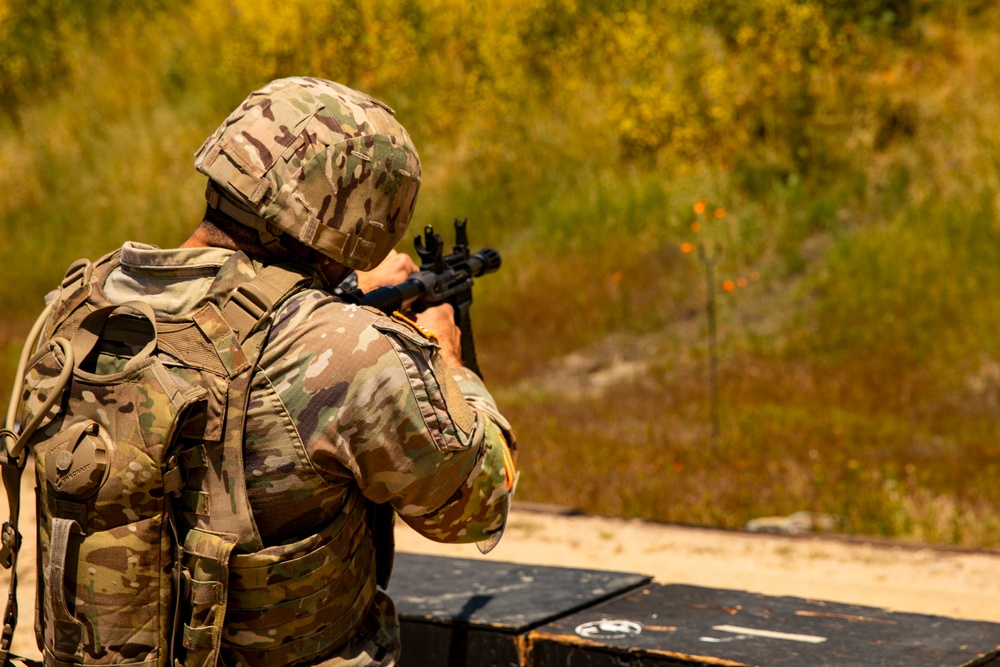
xmin=350 ymin=238 xmax=375 ymax=265
xmin=440 ymin=366 xmax=476 ymax=435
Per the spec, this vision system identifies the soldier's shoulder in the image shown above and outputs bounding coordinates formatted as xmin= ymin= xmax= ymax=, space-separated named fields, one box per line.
xmin=269 ymin=291 xmax=438 ymax=356
xmin=273 ymin=289 xmax=380 ymax=327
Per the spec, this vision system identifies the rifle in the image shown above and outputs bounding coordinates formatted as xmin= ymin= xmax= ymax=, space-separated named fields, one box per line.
xmin=346 ymin=220 xmax=500 ymax=589
xmin=343 ymin=219 xmax=501 ymax=378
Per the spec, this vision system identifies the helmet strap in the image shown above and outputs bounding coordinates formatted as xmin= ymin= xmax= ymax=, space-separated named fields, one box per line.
xmin=205 ymin=183 xmax=293 ymax=258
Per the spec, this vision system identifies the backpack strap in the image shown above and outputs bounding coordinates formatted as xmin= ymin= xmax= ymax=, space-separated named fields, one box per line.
xmin=173 ymin=263 xmax=310 ymax=667
xmin=221 ymin=262 xmax=312 ymax=346
xmin=49 ymin=259 xmax=92 ymax=328
xmin=44 ymin=252 xmax=121 ymax=342
xmin=181 ymin=261 xmax=312 ymax=552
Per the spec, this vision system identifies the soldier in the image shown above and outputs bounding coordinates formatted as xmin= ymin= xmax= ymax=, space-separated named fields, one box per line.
xmin=191 ymin=78 xmax=518 ymax=664
xmin=8 ymin=77 xmax=517 ymax=667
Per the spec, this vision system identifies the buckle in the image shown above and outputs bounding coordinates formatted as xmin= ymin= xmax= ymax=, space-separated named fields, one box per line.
xmin=0 ymin=622 xmax=13 ymax=654
xmin=60 ymin=259 xmax=91 ymax=290
xmin=228 ymin=283 xmax=271 ymax=322
xmin=0 ymin=430 xmax=14 ymax=467
xmin=0 ymin=430 xmax=27 ymax=473
xmin=162 ymin=455 xmax=184 ymax=496
xmin=0 ymin=523 xmax=20 ymax=569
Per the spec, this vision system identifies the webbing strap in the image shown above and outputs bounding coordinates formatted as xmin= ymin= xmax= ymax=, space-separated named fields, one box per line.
xmin=47 ymin=519 xmax=85 ymax=661
xmin=0 ymin=461 xmax=22 ymax=667
xmin=185 ymin=263 xmax=310 ymax=551
xmin=43 ymin=653 xmax=152 ymax=667
xmin=48 ymin=252 xmax=131 ymax=342
xmin=70 ymin=303 xmax=158 ymax=376
xmin=225 ymin=579 xmax=375 ymax=667
xmin=181 ymin=491 xmax=212 ymax=517
xmin=191 ymin=305 xmax=250 ymax=380
xmin=180 ymin=530 xmax=237 ymax=667
xmin=220 ymin=263 xmax=311 ymax=344
xmin=205 ymin=184 xmax=266 ymax=230
xmin=50 ymin=260 xmax=92 ymax=330
xmin=0 ymin=459 xmax=21 ymax=571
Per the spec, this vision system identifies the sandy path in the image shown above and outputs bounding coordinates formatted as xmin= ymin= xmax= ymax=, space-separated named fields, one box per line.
xmin=395 ymin=504 xmax=1000 ymax=623
xmin=2 ymin=497 xmax=997 ymax=661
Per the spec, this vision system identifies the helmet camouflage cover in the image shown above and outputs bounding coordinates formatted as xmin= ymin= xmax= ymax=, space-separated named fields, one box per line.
xmin=195 ymin=77 xmax=421 ymax=271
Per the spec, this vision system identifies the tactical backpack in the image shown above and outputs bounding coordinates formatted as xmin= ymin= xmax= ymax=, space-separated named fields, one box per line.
xmin=0 ymin=250 xmax=373 ymax=667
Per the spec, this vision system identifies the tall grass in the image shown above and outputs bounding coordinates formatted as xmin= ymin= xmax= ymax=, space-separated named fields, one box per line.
xmin=3 ymin=0 xmax=1000 ymax=545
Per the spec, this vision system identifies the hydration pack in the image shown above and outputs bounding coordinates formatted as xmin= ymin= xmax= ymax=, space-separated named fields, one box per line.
xmin=0 ymin=250 xmax=316 ymax=667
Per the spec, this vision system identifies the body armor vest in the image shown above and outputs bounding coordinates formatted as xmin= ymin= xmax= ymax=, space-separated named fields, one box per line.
xmin=0 ymin=250 xmax=378 ymax=667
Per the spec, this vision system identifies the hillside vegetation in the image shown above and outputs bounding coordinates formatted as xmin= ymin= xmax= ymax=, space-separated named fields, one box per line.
xmin=3 ymin=0 xmax=1000 ymax=545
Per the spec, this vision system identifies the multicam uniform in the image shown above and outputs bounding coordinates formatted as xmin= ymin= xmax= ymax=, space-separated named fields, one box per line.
xmin=102 ymin=241 xmax=517 ymax=666
xmin=0 ymin=77 xmax=509 ymax=667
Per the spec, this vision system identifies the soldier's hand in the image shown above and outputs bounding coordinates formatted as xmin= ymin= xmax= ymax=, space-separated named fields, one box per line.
xmin=416 ymin=304 xmax=463 ymax=369
xmin=356 ymin=250 xmax=419 ymax=293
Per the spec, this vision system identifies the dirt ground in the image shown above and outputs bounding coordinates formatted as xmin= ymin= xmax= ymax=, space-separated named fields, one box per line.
xmin=2 ymin=495 xmax=998 ymax=661
xmin=395 ymin=503 xmax=1000 ymax=624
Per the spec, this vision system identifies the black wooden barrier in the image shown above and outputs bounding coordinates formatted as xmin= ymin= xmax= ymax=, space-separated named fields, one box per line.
xmin=389 ymin=552 xmax=1000 ymax=667
xmin=530 ymin=584 xmax=1000 ymax=666
xmin=388 ymin=553 xmax=651 ymax=666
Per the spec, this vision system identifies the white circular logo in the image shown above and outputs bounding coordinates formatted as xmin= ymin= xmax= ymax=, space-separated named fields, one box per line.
xmin=575 ymin=619 xmax=643 ymax=640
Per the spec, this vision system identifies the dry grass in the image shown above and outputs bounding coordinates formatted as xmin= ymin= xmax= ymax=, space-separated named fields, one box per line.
xmin=4 ymin=2 xmax=1000 ymax=546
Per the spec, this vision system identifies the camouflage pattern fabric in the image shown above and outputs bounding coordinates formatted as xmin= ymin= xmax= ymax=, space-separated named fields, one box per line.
xmin=13 ymin=75 xmax=507 ymax=667
xmin=21 ymin=300 xmax=205 ymax=666
xmin=102 ymin=242 xmax=517 ymax=666
xmin=194 ymin=77 xmax=422 ymax=272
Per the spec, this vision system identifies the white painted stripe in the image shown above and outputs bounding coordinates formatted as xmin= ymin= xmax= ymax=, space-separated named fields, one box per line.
xmin=712 ymin=625 xmax=828 ymax=644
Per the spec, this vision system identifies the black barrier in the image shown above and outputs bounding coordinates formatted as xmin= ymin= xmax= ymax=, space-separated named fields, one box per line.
xmin=388 ymin=553 xmax=651 ymax=666
xmin=390 ymin=553 xmax=1000 ymax=667
xmin=529 ymin=583 xmax=1000 ymax=666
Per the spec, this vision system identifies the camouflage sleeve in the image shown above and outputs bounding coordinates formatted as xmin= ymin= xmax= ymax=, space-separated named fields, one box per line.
xmin=258 ymin=291 xmax=517 ymax=544
xmin=444 ymin=366 xmax=517 ymax=469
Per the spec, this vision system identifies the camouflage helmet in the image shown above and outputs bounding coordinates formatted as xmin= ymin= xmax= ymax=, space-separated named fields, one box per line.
xmin=194 ymin=77 xmax=421 ymax=271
